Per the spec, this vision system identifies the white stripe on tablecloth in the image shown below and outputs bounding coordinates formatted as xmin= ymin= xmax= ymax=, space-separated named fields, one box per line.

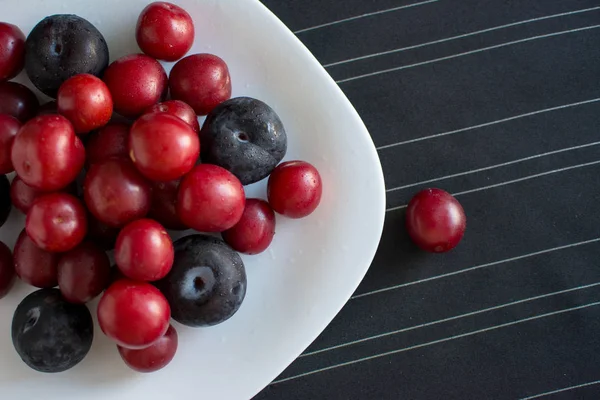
xmin=386 ymin=141 xmax=600 ymax=193
xmin=376 ymin=98 xmax=600 ymax=151
xmin=385 ymin=159 xmax=600 ymax=212
xmin=293 ymin=0 xmax=439 ymax=34
xmin=520 ymin=379 xmax=600 ymax=399
xmin=301 ymin=281 xmax=600 ymax=357
xmin=272 ymin=302 xmax=600 ymax=384
xmin=336 ymin=25 xmax=600 ymax=84
xmin=351 ymin=237 xmax=600 ymax=300
xmin=325 ymin=6 xmax=600 ymax=67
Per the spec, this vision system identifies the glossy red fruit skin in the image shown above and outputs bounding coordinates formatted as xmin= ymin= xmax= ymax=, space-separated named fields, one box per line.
xmin=11 ymin=115 xmax=85 ymax=191
xmin=144 ymin=100 xmax=199 ymax=132
xmin=97 ymin=279 xmax=171 ymax=349
xmin=222 ymin=199 xmax=276 ymax=255
xmin=103 ymin=54 xmax=168 ymax=118
xmin=0 ymin=114 xmax=20 ymax=173
xmin=9 ymin=176 xmax=77 ymax=214
xmin=267 ymin=161 xmax=322 ymax=218
xmin=169 ymin=54 xmax=231 ymax=116
xmin=0 ymin=81 xmax=39 ymax=122
xmin=10 ymin=176 xmax=43 ymax=214
xmin=57 ymin=73 xmax=113 ymax=134
xmin=13 ymin=229 xmax=59 ymax=288
xmin=115 ymin=219 xmax=174 ymax=282
xmin=83 ymin=158 xmax=152 ymax=228
xmin=57 ymin=241 xmax=111 ymax=304
xmin=129 ymin=113 xmax=199 ymax=181
xmin=0 ymin=240 xmax=16 ymax=298
xmin=26 ymin=192 xmax=88 ymax=253
xmin=0 ymin=23 xmax=25 ymax=81
xmin=177 ymin=164 xmax=245 ymax=232
xmin=85 ymin=122 xmax=130 ymax=166
xmin=405 ymin=188 xmax=466 ymax=253
xmin=136 ymin=2 xmax=194 ymax=62
xmin=149 ymin=179 xmax=187 ymax=230
xmin=118 ymin=324 xmax=178 ymax=373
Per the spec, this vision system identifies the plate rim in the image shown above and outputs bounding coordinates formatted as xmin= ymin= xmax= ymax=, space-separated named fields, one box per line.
xmin=248 ymin=0 xmax=387 ymax=396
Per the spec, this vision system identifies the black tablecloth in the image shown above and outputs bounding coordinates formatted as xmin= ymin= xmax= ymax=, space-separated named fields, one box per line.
xmin=255 ymin=1 xmax=600 ymax=399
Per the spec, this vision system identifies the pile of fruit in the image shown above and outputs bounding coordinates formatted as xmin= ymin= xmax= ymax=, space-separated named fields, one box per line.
xmin=0 ymin=2 xmax=323 ymax=374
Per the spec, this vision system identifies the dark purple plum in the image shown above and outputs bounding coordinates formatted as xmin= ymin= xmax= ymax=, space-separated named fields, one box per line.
xmin=200 ymin=97 xmax=287 ymax=185
xmin=154 ymin=234 xmax=246 ymax=327
xmin=25 ymin=15 xmax=109 ymax=98
xmin=11 ymin=288 xmax=93 ymax=373
xmin=0 ymin=174 xmax=11 ymax=228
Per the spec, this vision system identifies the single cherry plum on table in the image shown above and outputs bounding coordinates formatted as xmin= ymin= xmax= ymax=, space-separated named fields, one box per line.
xmin=144 ymin=100 xmax=199 ymax=132
xmin=267 ymin=160 xmax=322 ymax=218
xmin=25 ymin=14 xmax=109 ymax=98
xmin=223 ymin=199 xmax=276 ymax=255
xmin=129 ymin=112 xmax=200 ymax=182
xmin=169 ymin=53 xmax=231 ymax=116
xmin=177 ymin=164 xmax=245 ymax=232
xmin=136 ymin=2 xmax=194 ymax=62
xmin=26 ymin=192 xmax=87 ymax=253
xmin=57 ymin=241 xmax=111 ymax=304
xmin=0 ymin=174 xmax=11 ymax=228
xmin=155 ymin=234 xmax=246 ymax=327
xmin=103 ymin=53 xmax=168 ymax=118
xmin=11 ymin=115 xmax=85 ymax=191
xmin=118 ymin=324 xmax=178 ymax=373
xmin=12 ymin=288 xmax=94 ymax=373
xmin=85 ymin=122 xmax=130 ymax=166
xmin=200 ymin=97 xmax=288 ymax=185
xmin=115 ymin=219 xmax=174 ymax=282
xmin=0 ymin=22 xmax=25 ymax=81
xmin=0 ymin=81 xmax=39 ymax=122
xmin=57 ymin=73 xmax=113 ymax=134
xmin=13 ymin=228 xmax=59 ymax=288
xmin=0 ymin=240 xmax=16 ymax=299
xmin=83 ymin=158 xmax=152 ymax=228
xmin=149 ymin=179 xmax=187 ymax=231
xmin=0 ymin=114 xmax=21 ymax=174
xmin=97 ymin=279 xmax=170 ymax=349
xmin=405 ymin=188 xmax=466 ymax=253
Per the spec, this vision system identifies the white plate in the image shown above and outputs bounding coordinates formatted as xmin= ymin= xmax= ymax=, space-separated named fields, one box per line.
xmin=0 ymin=0 xmax=386 ymax=398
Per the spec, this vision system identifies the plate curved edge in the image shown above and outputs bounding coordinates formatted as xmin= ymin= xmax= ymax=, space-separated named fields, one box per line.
xmin=246 ymin=0 xmax=387 ymax=397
